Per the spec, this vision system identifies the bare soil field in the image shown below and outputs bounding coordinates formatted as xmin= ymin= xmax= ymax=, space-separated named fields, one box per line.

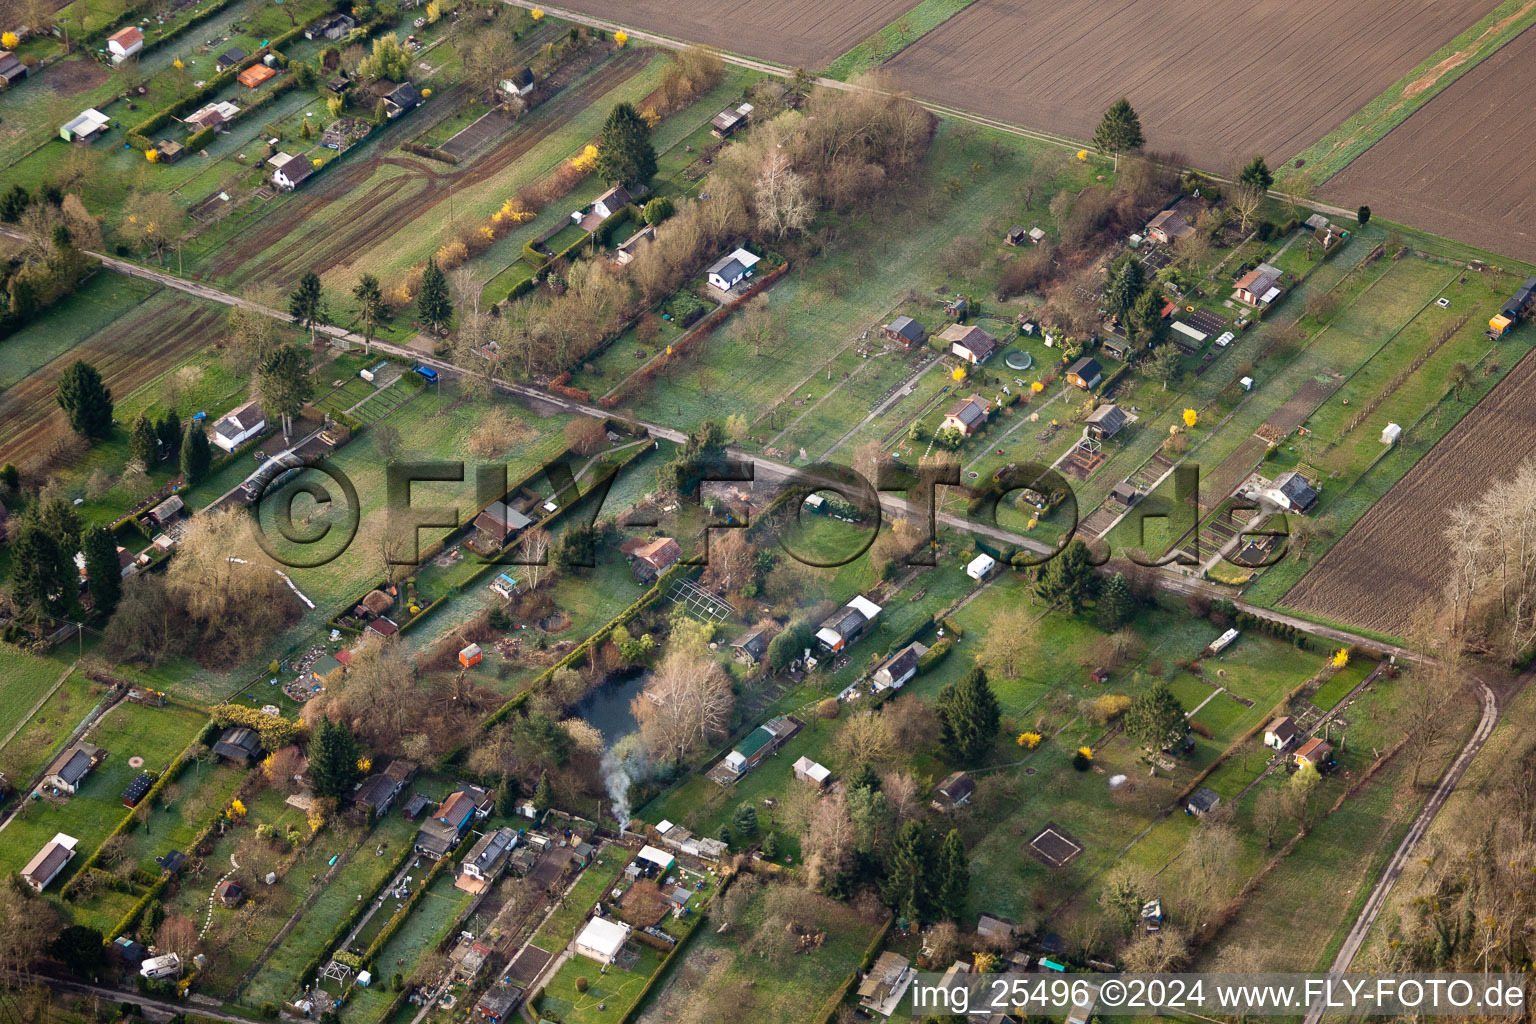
xmin=0 ymin=293 xmax=223 ymax=468
xmin=884 ymin=0 xmax=1494 ymax=168
xmin=552 ymin=0 xmax=920 ymax=68
xmin=1320 ymin=25 xmax=1536 ymax=263
xmin=1285 ymin=346 xmax=1536 ymax=637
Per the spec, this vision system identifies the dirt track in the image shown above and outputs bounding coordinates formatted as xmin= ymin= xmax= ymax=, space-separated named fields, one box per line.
xmin=0 ymin=293 xmax=224 ymax=468
xmin=1285 ymin=344 xmax=1536 ymax=637
xmin=1320 ymin=25 xmax=1536 ymax=264
xmin=205 ymin=48 xmax=652 ymax=292
xmin=552 ymin=0 xmax=919 ymax=68
xmin=884 ymin=0 xmax=1493 ymax=168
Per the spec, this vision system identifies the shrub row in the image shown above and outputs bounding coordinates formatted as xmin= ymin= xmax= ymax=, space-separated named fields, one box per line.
xmin=360 ymin=849 xmax=450 ymax=969
xmin=401 ymin=141 xmax=458 ymax=164
xmin=289 ymin=838 xmax=416 ymax=995
xmin=71 ymin=720 xmax=216 ymax=902
xmin=126 ymin=24 xmax=307 ymax=148
xmin=916 ymin=637 xmax=953 ymax=671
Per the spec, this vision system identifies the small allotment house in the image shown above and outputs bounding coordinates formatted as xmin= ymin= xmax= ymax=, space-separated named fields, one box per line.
xmin=816 ymin=595 xmax=882 ymax=652
xmin=573 ymin=916 xmax=631 ymax=966
xmin=873 ymin=642 xmax=924 ymax=690
xmin=1263 ymin=716 xmax=1298 ymax=751
xmin=932 ymin=770 xmax=975 ymax=810
xmin=938 ymin=323 xmax=998 ymax=364
xmin=722 ymin=716 xmax=799 ymax=777
xmin=1066 ymin=356 xmax=1102 ymax=390
xmin=940 ymin=394 xmax=990 ymax=437
xmin=107 ymin=26 xmax=143 ymax=62
xmin=1234 ymin=263 xmax=1283 ymax=307
xmin=60 ymin=108 xmax=111 ymax=143
xmin=21 ymin=834 xmax=78 ymax=892
xmin=211 ymin=400 xmax=267 ymax=451
xmin=882 ymin=315 xmax=926 ymax=349
xmin=706 ymin=247 xmax=760 ymax=291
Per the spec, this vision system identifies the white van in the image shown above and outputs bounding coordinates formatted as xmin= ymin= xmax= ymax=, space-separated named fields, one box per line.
xmin=140 ymin=953 xmax=182 ymax=979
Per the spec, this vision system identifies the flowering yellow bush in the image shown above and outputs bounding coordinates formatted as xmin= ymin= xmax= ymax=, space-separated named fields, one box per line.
xmin=1077 ymin=745 xmax=1093 ymax=760
xmin=145 ymin=148 xmax=159 ymax=162
xmin=1030 ymin=380 xmax=1044 ymax=393
xmin=613 ymin=29 xmax=628 ymax=46
xmin=1332 ymin=648 xmax=1349 ymax=668
xmin=1017 ymin=731 xmax=1042 ymax=749
xmin=570 ymin=143 xmax=598 ymax=173
xmin=530 ymin=7 xmax=543 ymax=17
xmin=357 ymin=756 xmax=371 ymax=772
xmin=493 ymin=197 xmax=535 ymax=225
xmin=1 ymin=31 xmax=18 ymax=48
xmin=1183 ymin=408 xmax=1198 ymax=427
xmin=229 ymin=798 xmax=247 ymax=818
xmin=436 ymin=239 xmax=468 ymax=268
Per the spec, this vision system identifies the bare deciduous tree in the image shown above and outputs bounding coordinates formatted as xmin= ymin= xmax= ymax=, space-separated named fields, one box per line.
xmin=632 ymin=647 xmax=734 ymax=763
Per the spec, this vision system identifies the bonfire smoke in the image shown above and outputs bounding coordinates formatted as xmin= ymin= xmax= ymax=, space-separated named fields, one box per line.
xmin=601 ymin=734 xmax=651 ymax=828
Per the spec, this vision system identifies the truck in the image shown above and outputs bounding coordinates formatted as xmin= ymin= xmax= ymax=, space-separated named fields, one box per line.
xmin=140 ymin=953 xmax=182 ymax=979
xmin=1488 ymin=276 xmax=1536 ymax=339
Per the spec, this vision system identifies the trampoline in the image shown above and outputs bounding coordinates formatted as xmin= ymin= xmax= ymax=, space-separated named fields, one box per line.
xmin=1004 ymin=349 xmax=1034 ymax=371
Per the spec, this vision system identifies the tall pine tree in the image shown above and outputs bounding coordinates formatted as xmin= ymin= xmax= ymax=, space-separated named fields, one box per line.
xmin=1097 ymin=571 xmax=1136 ymax=632
xmin=1124 ymin=680 xmax=1187 ymax=753
xmin=881 ymin=820 xmax=935 ymax=923
xmin=288 ymin=271 xmax=324 ymax=342
xmin=1034 ymin=538 xmax=1097 ymax=613
xmin=1092 ymin=97 xmax=1144 ymax=168
xmin=56 ymin=360 xmax=114 ymax=440
xmin=532 ymin=769 xmax=553 ymax=812
xmin=12 ymin=526 xmax=73 ymax=621
xmin=156 ymin=411 xmax=182 ymax=461
xmin=417 ymin=256 xmax=452 ymax=332
xmin=307 ymin=717 xmax=363 ymax=798
xmin=130 ymin=413 xmax=159 ymax=466
xmin=82 ymin=525 xmax=122 ymax=620
xmin=1238 ymin=155 xmax=1274 ymax=191
xmin=937 ymin=666 xmax=1001 ymax=765
xmin=181 ymin=422 xmax=212 ymax=484
xmin=596 ymin=103 xmax=656 ymax=188
xmin=935 ymin=828 xmax=969 ymax=922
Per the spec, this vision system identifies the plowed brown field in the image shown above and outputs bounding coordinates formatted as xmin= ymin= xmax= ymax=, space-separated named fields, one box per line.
xmin=0 ymin=293 xmax=224 ymax=469
xmin=1285 ymin=346 xmax=1536 ymax=638
xmin=1320 ymin=25 xmax=1536 ymax=264
xmin=884 ymin=0 xmax=1494 ymax=168
xmin=553 ymin=0 xmax=920 ymax=68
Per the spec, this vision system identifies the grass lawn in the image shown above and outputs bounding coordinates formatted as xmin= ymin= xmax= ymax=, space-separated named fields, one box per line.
xmin=0 ymin=669 xmax=105 ymax=789
xmin=0 ymin=650 xmax=75 ymax=749
xmin=632 ymin=880 xmax=883 ymax=1024
xmin=344 ymin=868 xmax=478 ymax=1024
xmin=538 ymin=944 xmax=665 ymax=1023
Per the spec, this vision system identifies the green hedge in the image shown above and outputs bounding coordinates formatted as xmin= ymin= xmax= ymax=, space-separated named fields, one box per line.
xmin=126 ymin=24 xmax=307 ymax=149
xmin=289 ymin=838 xmax=416 ymax=994
xmin=917 ymin=637 xmax=953 ymax=670
xmin=74 ymin=721 xmax=215 ymax=901
xmin=505 ymin=276 xmax=537 ymax=302
xmin=360 ymin=849 xmax=451 ymax=968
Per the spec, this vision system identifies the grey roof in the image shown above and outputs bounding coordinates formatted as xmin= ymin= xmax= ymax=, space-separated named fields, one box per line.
xmin=708 ymin=253 xmax=748 ymax=281
xmin=354 ymin=773 xmax=401 ymax=810
xmin=936 ymin=770 xmax=974 ymax=802
xmin=1188 ymin=786 xmax=1221 ymax=812
xmin=1085 ymin=404 xmax=1127 ymax=433
xmin=819 ymin=605 xmax=868 ymax=640
xmin=478 ymin=988 xmax=519 ymax=1015
xmin=465 ymin=827 xmax=517 ymax=873
xmin=1069 ymin=356 xmax=1105 ymax=380
xmin=508 ymin=66 xmax=534 ymax=89
xmin=385 ymin=82 xmax=420 ymax=109
xmin=213 ymin=727 xmax=261 ymax=760
xmin=947 ymin=396 xmax=988 ymax=428
xmin=475 ymin=500 xmax=532 ymax=537
xmin=1273 ymin=470 xmax=1317 ymax=510
xmin=885 ymin=315 xmax=925 ymax=342
xmin=53 ymin=748 xmax=93 ymax=786
xmin=217 ymin=47 xmax=247 ymax=67
xmin=279 ymin=158 xmax=314 ymax=184
xmin=732 ymin=628 xmax=771 ymax=658
xmin=877 ymin=644 xmax=920 ymax=681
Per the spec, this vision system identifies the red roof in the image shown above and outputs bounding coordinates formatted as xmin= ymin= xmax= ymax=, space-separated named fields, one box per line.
xmin=108 ymin=26 xmax=143 ymax=47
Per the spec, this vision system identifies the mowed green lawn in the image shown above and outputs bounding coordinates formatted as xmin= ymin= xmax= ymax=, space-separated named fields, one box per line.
xmin=0 ymin=699 xmax=212 ymax=932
